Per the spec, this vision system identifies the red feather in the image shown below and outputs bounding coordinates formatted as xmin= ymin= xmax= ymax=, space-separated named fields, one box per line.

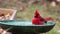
xmin=32 ymin=10 xmax=45 ymax=25
xmin=32 ymin=18 xmax=40 ymax=25
xmin=32 ymin=18 xmax=44 ymax=25
xmin=34 ymin=10 xmax=40 ymax=15
xmin=34 ymin=10 xmax=42 ymax=19
xmin=44 ymin=17 xmax=53 ymax=21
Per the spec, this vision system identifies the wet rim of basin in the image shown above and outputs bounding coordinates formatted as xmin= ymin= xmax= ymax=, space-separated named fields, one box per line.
xmin=0 ymin=20 xmax=56 ymax=26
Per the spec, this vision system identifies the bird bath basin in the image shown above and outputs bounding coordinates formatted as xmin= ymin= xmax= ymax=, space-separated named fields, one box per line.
xmin=0 ymin=20 xmax=55 ymax=34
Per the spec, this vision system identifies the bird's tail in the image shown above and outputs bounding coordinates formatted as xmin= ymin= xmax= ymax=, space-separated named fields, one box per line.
xmin=44 ymin=17 xmax=53 ymax=21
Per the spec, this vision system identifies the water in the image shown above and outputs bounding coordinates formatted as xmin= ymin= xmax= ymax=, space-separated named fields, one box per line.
xmin=0 ymin=20 xmax=54 ymax=26
xmin=46 ymin=21 xmax=54 ymax=25
xmin=0 ymin=20 xmax=32 ymax=26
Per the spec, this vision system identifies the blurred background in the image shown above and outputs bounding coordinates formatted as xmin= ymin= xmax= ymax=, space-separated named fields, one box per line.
xmin=0 ymin=0 xmax=60 ymax=34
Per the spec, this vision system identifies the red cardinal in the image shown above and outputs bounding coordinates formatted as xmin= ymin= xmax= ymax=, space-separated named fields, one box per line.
xmin=32 ymin=10 xmax=46 ymax=25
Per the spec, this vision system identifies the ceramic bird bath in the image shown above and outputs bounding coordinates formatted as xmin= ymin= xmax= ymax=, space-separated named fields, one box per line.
xmin=0 ymin=20 xmax=55 ymax=34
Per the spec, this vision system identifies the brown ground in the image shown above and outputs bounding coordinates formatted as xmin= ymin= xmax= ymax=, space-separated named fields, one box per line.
xmin=0 ymin=10 xmax=13 ymax=16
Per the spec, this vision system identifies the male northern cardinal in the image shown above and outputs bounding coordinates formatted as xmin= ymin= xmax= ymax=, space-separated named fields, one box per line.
xmin=32 ymin=10 xmax=46 ymax=25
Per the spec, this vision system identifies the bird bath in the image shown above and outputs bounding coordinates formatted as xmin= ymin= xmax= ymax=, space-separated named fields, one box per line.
xmin=0 ymin=20 xmax=55 ymax=34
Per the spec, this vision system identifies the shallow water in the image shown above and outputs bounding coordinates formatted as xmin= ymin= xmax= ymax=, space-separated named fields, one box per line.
xmin=0 ymin=20 xmax=32 ymax=26
xmin=0 ymin=20 xmax=54 ymax=26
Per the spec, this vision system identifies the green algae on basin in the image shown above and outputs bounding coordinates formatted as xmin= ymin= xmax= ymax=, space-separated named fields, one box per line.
xmin=0 ymin=20 xmax=55 ymax=33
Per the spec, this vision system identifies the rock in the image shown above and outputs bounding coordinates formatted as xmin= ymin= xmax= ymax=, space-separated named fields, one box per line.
xmin=57 ymin=30 xmax=60 ymax=33
xmin=57 ymin=0 xmax=60 ymax=2
xmin=1 ymin=31 xmax=12 ymax=34
xmin=56 ymin=16 xmax=60 ymax=21
xmin=0 ymin=28 xmax=4 ymax=33
xmin=50 ymin=1 xmax=56 ymax=7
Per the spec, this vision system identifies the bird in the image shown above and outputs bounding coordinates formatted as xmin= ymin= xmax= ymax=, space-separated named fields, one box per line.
xmin=32 ymin=10 xmax=46 ymax=25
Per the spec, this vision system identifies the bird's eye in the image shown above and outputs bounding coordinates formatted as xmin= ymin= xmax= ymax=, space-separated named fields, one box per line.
xmin=34 ymin=16 xmax=38 ymax=18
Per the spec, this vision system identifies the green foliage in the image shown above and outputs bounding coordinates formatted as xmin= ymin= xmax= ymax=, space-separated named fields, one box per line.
xmin=46 ymin=5 xmax=60 ymax=16
xmin=47 ymin=29 xmax=58 ymax=34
